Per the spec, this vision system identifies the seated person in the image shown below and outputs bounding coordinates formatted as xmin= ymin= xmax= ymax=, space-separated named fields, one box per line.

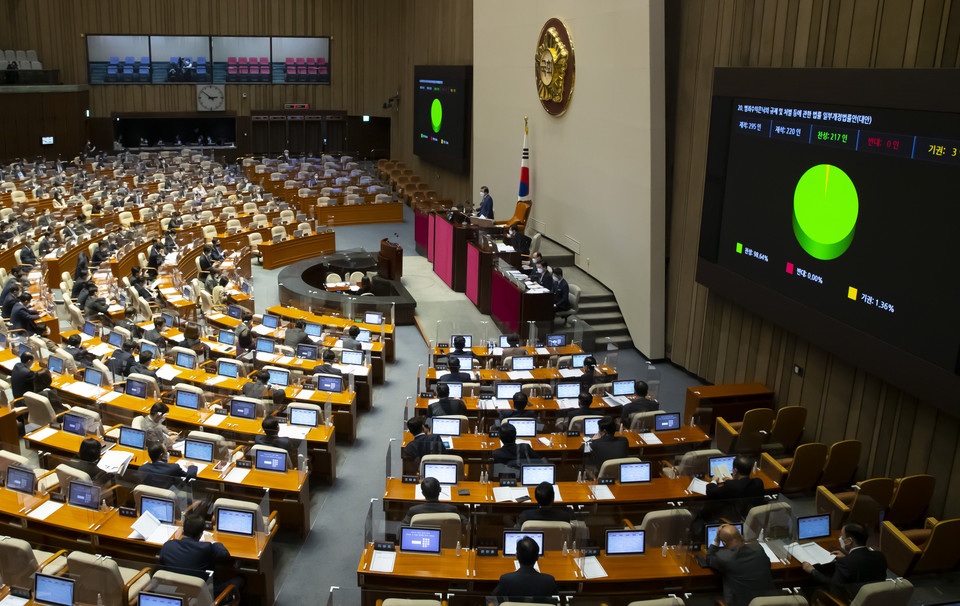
xmin=704 ymin=455 xmax=765 ymax=520
xmin=619 ymin=380 xmax=660 ymax=427
xmin=357 ymin=275 xmax=373 ymax=295
xmin=142 ymin=402 xmax=177 ymax=449
xmin=139 ymin=443 xmax=197 ymax=489
xmin=63 ymin=333 xmax=94 ymax=369
xmin=242 ymin=370 xmax=272 ymax=400
xmin=12 ymin=293 xmax=47 ymax=335
xmin=283 ymin=319 xmax=310 ymax=348
xmin=518 ymin=481 xmax=572 ymax=527
xmin=401 ymin=477 xmax=466 ymax=525
xmin=313 ymin=349 xmax=342 ymax=377
xmin=556 ymin=392 xmax=595 ymax=432
xmin=502 ymin=333 xmax=527 ymax=358
xmin=109 ymin=340 xmax=137 ymax=378
xmin=1 ymin=282 xmax=20 ymax=319
xmin=34 ymin=369 xmax=67 ymax=414
xmin=579 ymin=355 xmax=601 ymax=393
xmin=447 ymin=335 xmax=479 ymax=361
xmin=160 ymin=513 xmax=244 ymax=596
xmin=254 ymin=416 xmax=290 ymax=450
xmin=426 ymin=382 xmax=468 ymax=418
xmin=235 ymin=311 xmax=254 ymax=353
xmin=493 ymin=536 xmax=558 ymax=601
xmin=69 ymin=437 xmax=110 ymax=487
xmin=802 ymin=522 xmax=888 ymax=602
xmin=143 ymin=317 xmax=167 ymax=347
xmin=130 ymin=350 xmax=157 ymax=380
xmin=268 ymin=390 xmax=289 ymax=417
xmin=401 ymin=417 xmax=445 ymax=462
xmin=115 ymin=306 xmax=144 ymax=339
xmin=341 ymin=325 xmax=363 ymax=351
xmin=496 ymin=392 xmax=537 ymax=427
xmin=580 ymin=416 xmax=629 ymax=476
xmin=706 ymin=524 xmax=776 ymax=606
xmin=11 ymin=351 xmax=36 ymax=399
xmin=180 ymin=323 xmax=204 ymax=351
xmin=439 ymin=357 xmax=472 ymax=384
xmin=493 ymin=422 xmax=537 ymax=469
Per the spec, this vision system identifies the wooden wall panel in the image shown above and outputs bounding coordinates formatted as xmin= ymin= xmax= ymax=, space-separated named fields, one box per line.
xmin=667 ymin=0 xmax=960 ymax=518
xmin=0 ymin=0 xmax=472 ymax=200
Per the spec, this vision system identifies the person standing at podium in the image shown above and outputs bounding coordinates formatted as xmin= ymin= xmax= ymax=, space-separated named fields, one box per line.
xmin=477 ymin=186 xmax=494 ymax=220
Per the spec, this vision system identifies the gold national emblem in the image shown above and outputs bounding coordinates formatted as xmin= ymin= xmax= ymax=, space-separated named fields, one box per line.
xmin=535 ymin=18 xmax=575 ymax=116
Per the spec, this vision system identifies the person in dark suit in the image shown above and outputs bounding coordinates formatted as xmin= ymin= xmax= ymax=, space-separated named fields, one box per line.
xmin=0 ymin=266 xmax=23 ymax=306
xmin=706 ymin=524 xmax=776 ymax=606
xmin=143 ymin=317 xmax=167 ymax=347
xmin=581 ymin=416 xmax=629 ymax=475
xmin=198 ymin=245 xmax=214 ymax=281
xmin=71 ymin=271 xmax=88 ymax=300
xmin=11 ymin=352 xmax=37 ymax=399
xmin=209 ymin=238 xmax=225 ymax=262
xmin=341 ymin=325 xmax=363 ymax=351
xmin=704 ymin=455 xmax=765 ymax=522
xmin=68 ymin=437 xmax=110 ymax=486
xmin=12 ymin=293 xmax=46 ymax=335
xmin=579 ymin=356 xmax=601 ymax=393
xmin=63 ymin=334 xmax=93 ymax=369
xmin=402 ymin=417 xmax=446 ymax=462
xmin=19 ymin=240 xmax=36 ymax=267
xmin=803 ymin=523 xmax=888 ymax=601
xmin=116 ymin=307 xmax=144 ymax=340
xmin=160 ymin=513 xmax=243 ymax=595
xmin=447 ymin=335 xmax=479 ymax=362
xmin=242 ymin=370 xmax=272 ymax=400
xmin=496 ymin=392 xmax=538 ymax=428
xmin=74 ymin=251 xmax=89 ymax=280
xmin=313 ymin=349 xmax=342 ymax=377
xmin=438 ymin=357 xmax=472 ymax=383
xmin=427 ymin=383 xmax=468 ymax=419
xmin=90 ymin=242 xmax=108 ymax=267
xmin=132 ymin=277 xmax=157 ymax=303
xmin=139 ymin=443 xmax=197 ymax=489
xmin=283 ymin=319 xmax=310 ymax=348
xmin=502 ymin=333 xmax=527 ymax=358
xmin=147 ymin=240 xmax=164 ymax=278
xmin=493 ymin=536 xmax=557 ymax=601
xmin=536 ymin=261 xmax=553 ymax=291
xmin=553 ymin=267 xmax=570 ymax=311
xmin=401 ymin=477 xmax=466 ymax=525
xmin=477 ymin=185 xmax=494 ymax=220
xmin=110 ymin=340 xmax=137 ymax=378
xmin=619 ymin=380 xmax=660 ymax=428
xmin=492 ymin=422 xmax=537 ymax=468
xmin=518 ymin=481 xmax=573 ymax=527
xmin=130 ymin=351 xmax=158 ymax=380
xmin=557 ymin=392 xmax=595 ymax=432
xmin=1 ymin=282 xmax=21 ymax=319
xmin=254 ymin=416 xmax=290 ymax=450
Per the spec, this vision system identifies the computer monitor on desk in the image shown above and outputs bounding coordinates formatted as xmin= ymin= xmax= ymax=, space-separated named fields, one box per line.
xmin=119 ymin=426 xmax=145 ymax=450
xmin=262 ymin=314 xmax=279 ymax=329
xmin=175 ymin=389 xmax=200 ymax=410
xmin=48 ymin=355 xmax=64 ymax=375
xmin=267 ymin=369 xmax=289 ymax=387
xmin=289 ymin=407 xmax=319 ymax=428
xmin=605 ymin=529 xmax=646 ymax=555
xmin=399 ymin=527 xmax=442 ymax=554
xmin=216 ymin=507 xmax=255 ymax=536
xmin=706 ymin=523 xmax=743 ymax=547
xmin=138 ymin=593 xmax=184 ymax=606
xmin=175 ymin=351 xmax=196 ymax=369
xmin=451 ymin=355 xmax=473 ymax=371
xmin=431 ymin=417 xmax=461 ymax=437
xmin=654 ymin=413 xmax=681 ymax=432
xmin=797 ymin=514 xmax=831 ymax=540
xmin=67 ymin=481 xmax=100 ymax=510
xmin=546 ymin=334 xmax=566 ymax=347
xmin=255 ymin=449 xmax=287 ymax=472
xmin=217 ymin=360 xmax=240 ymax=379
xmin=556 ymin=382 xmax=580 ymax=399
xmin=296 ymin=343 xmax=318 ymax=360
xmin=317 ymin=375 xmax=342 ymax=393
xmin=340 ymin=349 xmax=363 ymax=365
xmin=572 ymin=354 xmax=589 ymax=368
xmin=62 ymin=413 xmax=86 ymax=436
xmin=364 ymin=311 xmax=383 ymax=325
xmin=183 ymin=439 xmax=214 ymax=463
xmin=451 ymin=334 xmax=472 ymax=348
xmin=34 ymin=573 xmax=75 ymax=606
xmin=141 ymin=495 xmax=175 ymax=524
xmin=218 ymin=330 xmax=235 ymax=345
xmin=444 ymin=382 xmax=463 ymax=399
xmin=503 ymin=531 xmax=544 ymax=557
xmin=230 ymin=399 xmax=257 ymax=419
xmin=496 ymin=383 xmax=522 ymax=400
xmin=125 ymin=378 xmax=148 ymax=398
xmin=422 ymin=462 xmax=458 ymax=485
xmin=521 ymin=464 xmax=555 ymax=486
xmin=505 ymin=418 xmax=536 ymax=438
xmin=256 ymin=338 xmax=275 ymax=354
xmin=6 ymin=465 xmax=36 ymax=495
xmin=612 ymin=380 xmax=635 ymax=396
xmin=84 ymin=367 xmax=103 ymax=387
xmin=708 ymin=455 xmax=736 ymax=479
xmin=512 ymin=356 xmax=534 ymax=371
xmin=619 ymin=462 xmax=652 ymax=484
xmin=227 ymin=305 xmax=243 ymax=319
xmin=107 ymin=330 xmax=124 ymax=347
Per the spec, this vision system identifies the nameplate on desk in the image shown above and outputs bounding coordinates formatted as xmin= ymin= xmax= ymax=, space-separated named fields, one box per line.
xmin=235 ymin=460 xmax=252 ymax=469
xmin=498 ymin=366 xmax=508 ymax=372
xmin=567 ymin=431 xmax=581 ymax=438
xmin=583 ymin=547 xmax=600 ymax=557
xmin=499 ymin=478 xmax=517 ymax=487
xmin=373 ymin=541 xmax=396 ymax=552
xmin=598 ymin=478 xmax=615 ymax=485
xmin=170 ymin=450 xmax=183 ymax=458
xmin=420 ymin=392 xmax=433 ymax=399
xmin=401 ymin=475 xmax=418 ymax=484
xmin=478 ymin=395 xmax=492 ymax=400
xmin=119 ymin=506 xmax=137 ymax=518
xmin=477 ymin=547 xmax=499 ymax=557
xmin=9 ymin=587 xmax=31 ymax=599
xmin=103 ymin=435 xmax=118 ymax=444
xmin=49 ymin=493 xmax=65 ymax=503
xmin=541 ymin=394 xmax=553 ymax=399
xmin=437 ymin=343 xmax=449 ymax=349
xmin=488 ymin=431 xmax=499 ymax=438
xmin=435 ymin=365 xmax=447 ymax=371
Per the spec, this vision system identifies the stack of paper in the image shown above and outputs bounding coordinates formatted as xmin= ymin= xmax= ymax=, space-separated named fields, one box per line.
xmin=98 ymin=450 xmax=134 ymax=475
xmin=224 ymin=467 xmax=251 ymax=483
xmin=130 ymin=511 xmax=179 ymax=544
xmin=492 ymin=486 xmax=529 ymax=502
xmin=0 ymin=358 xmax=18 ymax=371
xmin=589 ymin=485 xmax=615 ymax=500
xmin=278 ymin=425 xmax=310 ymax=440
xmin=369 ymin=550 xmax=397 ymax=573
xmin=28 ymin=427 xmax=58 ymax=442
xmin=603 ymin=395 xmax=631 ymax=406
xmin=580 ymin=556 xmax=608 ymax=579
xmin=507 ymin=370 xmax=534 ymax=380
xmin=639 ymin=432 xmax=662 ymax=445
xmin=27 ymin=501 xmax=63 ymax=520
xmin=557 ymin=398 xmax=580 ymax=409
xmin=205 ymin=375 xmax=228 ymax=385
xmin=785 ymin=542 xmax=836 ymax=565
xmin=156 ymin=365 xmax=180 ymax=381
xmin=687 ymin=478 xmax=709 ymax=495
xmin=252 ymin=325 xmax=273 ymax=336
xmin=204 ymin=414 xmax=227 ymax=427
xmin=100 ymin=390 xmax=122 ymax=402
xmin=558 ymin=368 xmax=584 ymax=378
xmin=88 ymin=343 xmax=114 ymax=356
xmin=64 ymin=382 xmax=105 ymax=399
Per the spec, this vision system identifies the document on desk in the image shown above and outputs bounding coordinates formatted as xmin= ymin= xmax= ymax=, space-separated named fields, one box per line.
xmin=760 ymin=542 xmax=781 ymax=564
xmin=0 ymin=594 xmax=29 ymax=606
xmin=334 ymin=363 xmax=369 ymax=376
xmin=557 ymin=398 xmax=580 ymax=409
xmin=177 ymin=459 xmax=207 ymax=475
xmin=252 ymin=324 xmax=273 ymax=336
xmin=205 ymin=375 xmax=228 ymax=385
xmin=278 ymin=424 xmax=310 ymax=440
xmin=156 ymin=365 xmax=180 ymax=381
xmin=78 ymin=333 xmax=94 ymax=343
xmin=493 ymin=486 xmax=530 ymax=502
xmin=159 ymin=288 xmax=178 ymax=295
xmin=589 ymin=485 xmax=615 ymax=500
xmin=28 ymin=427 xmax=58 ymax=443
xmin=687 ymin=478 xmax=709 ymax=495
xmin=558 ymin=368 xmax=584 ymax=378
xmin=603 ymin=395 xmax=631 ymax=407
xmin=107 ymin=304 xmax=124 ymax=313
xmin=224 ymin=467 xmax=251 ymax=484
xmin=416 ymin=484 xmax=452 ymax=501
xmin=552 ymin=485 xmax=563 ymax=503
xmin=491 ymin=347 xmax=504 ymax=356
xmin=256 ymin=352 xmax=273 ymax=362
xmin=514 ymin=560 xmax=540 ymax=572
xmin=785 ymin=542 xmax=835 ymax=566
xmin=27 ymin=500 xmax=63 ymax=520
xmin=204 ymin=414 xmax=227 ymax=427
xmin=64 ymin=381 xmax=106 ymax=399
xmin=0 ymin=357 xmax=17 ymax=371
xmin=639 ymin=432 xmax=662 ymax=445
xmin=369 ymin=549 xmax=397 ymax=573
xmin=580 ymin=555 xmax=608 ymax=579
xmin=535 ymin=347 xmax=550 ymax=355
xmin=88 ymin=342 xmax=114 ymax=357
xmin=275 ymin=356 xmax=294 ymax=365
xmin=168 ymin=334 xmax=185 ymax=342
xmin=507 ymin=370 xmax=534 ymax=380
xmin=100 ymin=390 xmax=122 ymax=403
xmin=207 ymin=313 xmax=226 ymax=320
xmin=99 ymin=450 xmax=134 ymax=475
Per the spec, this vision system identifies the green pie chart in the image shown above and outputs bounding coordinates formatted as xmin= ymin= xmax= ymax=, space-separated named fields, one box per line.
xmin=792 ymin=164 xmax=859 ymax=260
xmin=430 ymin=98 xmax=443 ymax=133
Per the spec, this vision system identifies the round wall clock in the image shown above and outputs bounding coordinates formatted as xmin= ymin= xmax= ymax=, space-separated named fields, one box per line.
xmin=535 ymin=18 xmax=575 ymax=116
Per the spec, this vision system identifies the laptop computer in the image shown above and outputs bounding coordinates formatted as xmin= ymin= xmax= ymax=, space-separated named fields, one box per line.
xmin=227 ymin=305 xmax=243 ymax=319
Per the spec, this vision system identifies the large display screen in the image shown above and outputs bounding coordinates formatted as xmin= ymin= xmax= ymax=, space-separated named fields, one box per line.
xmin=698 ymin=69 xmax=960 ymax=405
xmin=413 ymin=65 xmax=471 ymax=174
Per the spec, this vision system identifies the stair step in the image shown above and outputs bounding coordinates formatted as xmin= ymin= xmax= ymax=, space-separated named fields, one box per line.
xmin=578 ymin=301 xmax=620 ymax=314
xmin=590 ymin=322 xmax=630 ymax=337
xmin=577 ymin=312 xmax=626 ymax=325
xmin=578 ymin=293 xmax=616 ymax=304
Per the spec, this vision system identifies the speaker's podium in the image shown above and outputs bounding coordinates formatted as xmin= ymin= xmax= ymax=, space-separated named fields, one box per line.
xmin=378 ymin=238 xmax=403 ymax=280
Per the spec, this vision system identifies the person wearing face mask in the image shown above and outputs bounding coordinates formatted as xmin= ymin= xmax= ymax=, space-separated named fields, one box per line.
xmin=477 ymin=185 xmax=494 ymax=220
xmin=802 ymin=523 xmax=888 ymax=601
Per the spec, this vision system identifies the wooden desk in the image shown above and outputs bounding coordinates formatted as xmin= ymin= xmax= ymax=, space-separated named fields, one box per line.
xmin=432 ymin=343 xmax=585 ymax=363
xmin=267 ymin=304 xmax=396 ymax=363
xmin=491 ymin=267 xmax=554 ymax=339
xmin=424 ymin=366 xmax=617 ymax=388
xmin=0 ymin=487 xmax=277 ymax=604
xmin=684 ymin=383 xmax=775 ymax=431
xmin=260 ymin=230 xmax=336 ymax=270
xmin=316 ymin=201 xmax=404 ymax=226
